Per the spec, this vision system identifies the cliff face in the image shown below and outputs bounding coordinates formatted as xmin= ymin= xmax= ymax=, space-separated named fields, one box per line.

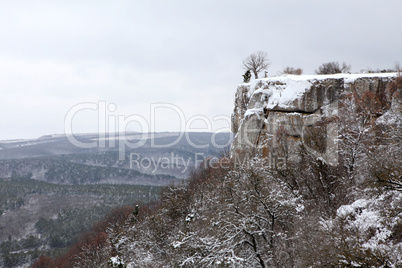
xmin=231 ymin=73 xmax=398 ymax=166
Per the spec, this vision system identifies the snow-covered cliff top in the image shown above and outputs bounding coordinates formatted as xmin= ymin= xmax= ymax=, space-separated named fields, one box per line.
xmin=242 ymin=72 xmax=398 ymax=112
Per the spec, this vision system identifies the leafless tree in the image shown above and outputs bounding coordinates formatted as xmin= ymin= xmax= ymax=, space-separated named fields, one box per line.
xmin=242 ymin=51 xmax=270 ymax=79
xmin=315 ymin=61 xmax=351 ymax=74
xmin=395 ymin=62 xmax=401 ymax=75
xmin=280 ymin=66 xmax=303 ymax=75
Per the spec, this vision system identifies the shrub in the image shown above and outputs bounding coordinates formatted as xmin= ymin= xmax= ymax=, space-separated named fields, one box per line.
xmin=280 ymin=66 xmax=303 ymax=75
xmin=315 ymin=61 xmax=351 ymax=74
xmin=242 ymin=70 xmax=251 ymax=83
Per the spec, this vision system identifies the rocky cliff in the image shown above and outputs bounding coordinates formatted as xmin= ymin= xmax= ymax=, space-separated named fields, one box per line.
xmin=231 ymin=73 xmax=399 ymax=166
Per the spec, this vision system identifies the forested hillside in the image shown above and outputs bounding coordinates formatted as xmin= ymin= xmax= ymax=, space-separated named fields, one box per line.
xmin=33 ymin=76 xmax=401 ymax=267
xmin=0 ymin=132 xmax=231 ymax=267
xmin=0 ymin=177 xmax=160 ymax=268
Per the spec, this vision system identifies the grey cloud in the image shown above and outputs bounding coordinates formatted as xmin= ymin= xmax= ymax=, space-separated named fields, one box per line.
xmin=0 ymin=0 xmax=401 ymax=139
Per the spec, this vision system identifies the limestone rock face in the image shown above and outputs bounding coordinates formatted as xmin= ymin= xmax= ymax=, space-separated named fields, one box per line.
xmin=230 ymin=73 xmax=397 ymax=166
xmin=231 ymin=85 xmax=250 ymax=135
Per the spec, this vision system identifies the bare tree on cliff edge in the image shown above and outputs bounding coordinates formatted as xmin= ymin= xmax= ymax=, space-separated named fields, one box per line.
xmin=242 ymin=51 xmax=270 ymax=79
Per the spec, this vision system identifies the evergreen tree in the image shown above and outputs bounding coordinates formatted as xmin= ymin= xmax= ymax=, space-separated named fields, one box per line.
xmin=243 ymin=70 xmax=251 ymax=83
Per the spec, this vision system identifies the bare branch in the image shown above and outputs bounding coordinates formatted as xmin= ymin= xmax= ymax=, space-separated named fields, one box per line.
xmin=242 ymin=51 xmax=270 ymax=79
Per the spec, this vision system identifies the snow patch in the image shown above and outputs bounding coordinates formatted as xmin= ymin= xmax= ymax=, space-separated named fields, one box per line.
xmin=244 ymin=108 xmax=264 ymax=117
xmin=245 ymin=72 xmax=397 ymax=111
xmin=109 ymin=256 xmax=125 ymax=267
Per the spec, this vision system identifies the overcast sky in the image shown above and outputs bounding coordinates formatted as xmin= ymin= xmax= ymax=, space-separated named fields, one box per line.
xmin=1 ymin=0 xmax=401 ymax=140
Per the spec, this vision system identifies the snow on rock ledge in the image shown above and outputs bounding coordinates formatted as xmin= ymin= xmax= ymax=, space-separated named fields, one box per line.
xmin=230 ymin=72 xmax=398 ymax=165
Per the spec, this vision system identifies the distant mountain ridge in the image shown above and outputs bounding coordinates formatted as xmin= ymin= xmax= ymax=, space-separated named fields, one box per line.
xmin=0 ymin=132 xmax=231 ymax=159
xmin=0 ymin=132 xmax=232 ymax=267
xmin=0 ymin=132 xmax=232 ymax=185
